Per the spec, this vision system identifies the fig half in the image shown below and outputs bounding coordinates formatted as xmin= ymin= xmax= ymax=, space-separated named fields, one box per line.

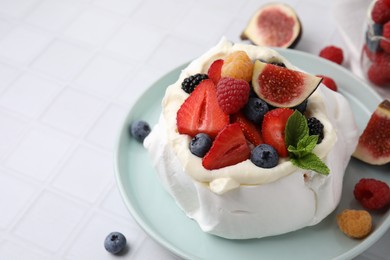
xmin=252 ymin=60 xmax=322 ymax=108
xmin=241 ymin=3 xmax=302 ymax=48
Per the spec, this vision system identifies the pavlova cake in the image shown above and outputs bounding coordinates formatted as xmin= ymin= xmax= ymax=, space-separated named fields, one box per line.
xmin=144 ymin=38 xmax=359 ymax=239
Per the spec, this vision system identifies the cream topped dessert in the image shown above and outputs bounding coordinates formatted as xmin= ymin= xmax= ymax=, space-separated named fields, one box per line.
xmin=144 ymin=38 xmax=359 ymax=239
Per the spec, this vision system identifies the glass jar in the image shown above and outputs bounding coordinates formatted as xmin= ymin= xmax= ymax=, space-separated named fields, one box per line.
xmin=360 ymin=0 xmax=390 ymax=87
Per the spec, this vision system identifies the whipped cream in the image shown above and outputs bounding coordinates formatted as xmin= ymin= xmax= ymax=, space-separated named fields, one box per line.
xmin=144 ymin=38 xmax=359 ymax=239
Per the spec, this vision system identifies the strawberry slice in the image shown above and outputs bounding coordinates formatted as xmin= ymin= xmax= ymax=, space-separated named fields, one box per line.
xmin=231 ymin=112 xmax=263 ymax=146
xmin=202 ymin=123 xmax=250 ymax=170
xmin=177 ymin=79 xmax=229 ymax=138
xmin=208 ymin=59 xmax=224 ymax=85
xmin=262 ymin=108 xmax=294 ymax=157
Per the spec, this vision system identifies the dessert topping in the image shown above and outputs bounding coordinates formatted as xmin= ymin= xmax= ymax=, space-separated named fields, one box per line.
xmin=307 ymin=117 xmax=324 ymax=144
xmin=207 ymin=59 xmax=224 ymax=84
xmin=221 ymin=51 xmax=253 ymax=82
xmin=250 ymin=144 xmax=279 ymax=168
xmin=216 ymin=77 xmax=250 ymax=114
xmin=231 ymin=112 xmax=263 ymax=146
xmin=189 ymin=133 xmax=212 ymax=158
xmin=316 ymin=75 xmax=338 ymax=92
xmin=181 ymin=73 xmax=208 ymax=94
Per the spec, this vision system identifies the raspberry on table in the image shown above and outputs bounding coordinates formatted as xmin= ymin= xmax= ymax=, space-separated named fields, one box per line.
xmin=319 ymin=45 xmax=344 ymax=64
xmin=221 ymin=51 xmax=254 ymax=82
xmin=337 ymin=209 xmax=372 ymax=239
xmin=216 ymin=77 xmax=250 ymax=114
xmin=354 ymin=178 xmax=390 ymax=211
xmin=181 ymin=73 xmax=208 ymax=94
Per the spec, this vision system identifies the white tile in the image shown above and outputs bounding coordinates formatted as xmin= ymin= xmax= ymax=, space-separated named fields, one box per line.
xmin=0 ymin=110 xmax=28 ymax=158
xmin=51 ymin=144 xmax=113 ymax=203
xmin=86 ymin=104 xmax=127 ymax=150
xmin=0 ymin=62 xmax=20 ymax=94
xmin=0 ymin=73 xmax=63 ymax=118
xmin=0 ymin=25 xmax=52 ymax=65
xmin=63 ymin=8 xmax=122 ymax=46
xmin=106 ymin=21 xmax=165 ymax=61
xmin=5 ymin=126 xmax=74 ymax=181
xmin=0 ymin=241 xmax=51 ymax=260
xmin=74 ymin=55 xmax=135 ymax=98
xmin=65 ymin=214 xmax=145 ymax=259
xmin=100 ymin=185 xmax=134 ymax=220
xmin=41 ymin=88 xmax=105 ymax=136
xmin=32 ymin=40 xmax=92 ymax=81
xmin=0 ymin=19 xmax=14 ymax=40
xmin=25 ymin=0 xmax=86 ymax=32
xmin=0 ymin=0 xmax=41 ymax=18
xmin=0 ymin=170 xmax=39 ymax=229
xmin=93 ymin=0 xmax=142 ymax=15
xmin=13 ymin=191 xmax=87 ymax=253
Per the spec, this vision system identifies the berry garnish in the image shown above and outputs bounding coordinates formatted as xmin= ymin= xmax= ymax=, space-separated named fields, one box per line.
xmin=251 ymin=144 xmax=279 ymax=168
xmin=130 ymin=120 xmax=151 ymax=143
xmin=337 ymin=209 xmax=372 ymax=239
xmin=177 ymin=79 xmax=229 ymax=138
xmin=319 ymin=45 xmax=344 ymax=64
xmin=231 ymin=112 xmax=263 ymax=146
xmin=189 ymin=133 xmax=212 ymax=157
xmin=354 ymin=178 xmax=390 ymax=211
xmin=208 ymin=59 xmax=224 ymax=84
xmin=307 ymin=117 xmax=324 ymax=144
xmin=371 ymin=0 xmax=390 ymax=24
xmin=243 ymin=97 xmax=269 ymax=124
xmin=221 ymin=51 xmax=254 ymax=82
xmin=262 ymin=108 xmax=294 ymax=157
xmin=202 ymin=123 xmax=250 ymax=170
xmin=104 ymin=232 xmax=127 ymax=254
xmin=216 ymin=77 xmax=250 ymax=115
xmin=317 ymin=75 xmax=338 ymax=91
xmin=181 ymin=73 xmax=208 ymax=94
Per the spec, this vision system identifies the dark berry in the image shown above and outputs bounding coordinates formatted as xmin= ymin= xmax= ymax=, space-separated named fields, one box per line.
xmin=104 ymin=232 xmax=127 ymax=254
xmin=293 ymin=99 xmax=308 ymax=114
xmin=130 ymin=120 xmax=151 ymax=143
xmin=307 ymin=117 xmax=324 ymax=144
xmin=243 ymin=97 xmax=269 ymax=123
xmin=354 ymin=178 xmax=390 ymax=211
xmin=181 ymin=73 xmax=208 ymax=94
xmin=189 ymin=133 xmax=212 ymax=157
xmin=250 ymin=144 xmax=279 ymax=168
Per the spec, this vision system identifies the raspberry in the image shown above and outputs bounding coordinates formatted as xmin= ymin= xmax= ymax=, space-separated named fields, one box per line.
xmin=380 ymin=21 xmax=390 ymax=53
xmin=337 ymin=209 xmax=372 ymax=239
xmin=367 ymin=64 xmax=390 ymax=86
xmin=216 ymin=77 xmax=250 ymax=114
xmin=319 ymin=46 xmax=344 ymax=64
xmin=181 ymin=73 xmax=208 ymax=94
xmin=221 ymin=51 xmax=254 ymax=82
xmin=317 ymin=75 xmax=338 ymax=91
xmin=307 ymin=117 xmax=324 ymax=144
xmin=354 ymin=178 xmax=390 ymax=211
xmin=371 ymin=0 xmax=390 ymax=24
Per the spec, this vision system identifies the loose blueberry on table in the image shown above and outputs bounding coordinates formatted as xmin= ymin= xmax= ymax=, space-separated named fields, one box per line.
xmin=104 ymin=232 xmax=127 ymax=254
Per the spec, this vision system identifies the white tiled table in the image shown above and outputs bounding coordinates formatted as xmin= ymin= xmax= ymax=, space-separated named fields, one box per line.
xmin=0 ymin=0 xmax=388 ymax=259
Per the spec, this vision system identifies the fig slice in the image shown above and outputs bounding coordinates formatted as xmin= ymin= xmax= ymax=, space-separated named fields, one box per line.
xmin=353 ymin=99 xmax=390 ymax=165
xmin=252 ymin=60 xmax=322 ymax=108
xmin=241 ymin=3 xmax=302 ymax=48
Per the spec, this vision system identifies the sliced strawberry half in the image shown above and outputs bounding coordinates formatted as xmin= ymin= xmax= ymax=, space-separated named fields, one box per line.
xmin=202 ymin=123 xmax=250 ymax=170
xmin=208 ymin=59 xmax=224 ymax=85
xmin=262 ymin=108 xmax=294 ymax=157
xmin=177 ymin=79 xmax=229 ymax=138
xmin=231 ymin=112 xmax=263 ymax=146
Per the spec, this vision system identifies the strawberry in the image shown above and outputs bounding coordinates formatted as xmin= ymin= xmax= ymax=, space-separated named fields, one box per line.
xmin=231 ymin=112 xmax=263 ymax=146
xmin=202 ymin=123 xmax=250 ymax=170
xmin=262 ymin=108 xmax=294 ymax=157
xmin=216 ymin=77 xmax=250 ymax=114
xmin=316 ymin=75 xmax=338 ymax=91
xmin=177 ymin=79 xmax=229 ymax=138
xmin=208 ymin=59 xmax=224 ymax=85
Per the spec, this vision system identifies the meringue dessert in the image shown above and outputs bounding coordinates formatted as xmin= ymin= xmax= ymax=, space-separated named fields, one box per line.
xmin=144 ymin=38 xmax=359 ymax=239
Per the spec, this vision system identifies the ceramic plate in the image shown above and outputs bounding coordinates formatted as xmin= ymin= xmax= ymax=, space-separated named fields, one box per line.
xmin=114 ymin=48 xmax=390 ymax=260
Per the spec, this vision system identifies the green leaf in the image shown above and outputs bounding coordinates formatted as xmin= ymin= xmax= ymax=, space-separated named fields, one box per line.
xmin=290 ymin=153 xmax=330 ymax=175
xmin=296 ymin=135 xmax=318 ymax=153
xmin=285 ymin=110 xmax=309 ymax=148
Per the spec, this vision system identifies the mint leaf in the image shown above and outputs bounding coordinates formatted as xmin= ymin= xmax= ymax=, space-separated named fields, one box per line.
xmin=290 ymin=153 xmax=330 ymax=175
xmin=296 ymin=135 xmax=318 ymax=153
xmin=285 ymin=110 xmax=309 ymax=148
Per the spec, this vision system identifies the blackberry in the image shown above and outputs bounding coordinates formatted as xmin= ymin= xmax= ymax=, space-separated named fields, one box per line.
xmin=307 ymin=117 xmax=324 ymax=144
xmin=181 ymin=73 xmax=208 ymax=94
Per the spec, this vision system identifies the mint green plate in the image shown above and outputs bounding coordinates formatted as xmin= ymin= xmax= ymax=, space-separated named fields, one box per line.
xmin=114 ymin=48 xmax=390 ymax=260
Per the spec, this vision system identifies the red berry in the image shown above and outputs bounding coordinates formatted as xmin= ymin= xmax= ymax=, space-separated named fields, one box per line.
xmin=380 ymin=21 xmax=390 ymax=53
xmin=231 ymin=112 xmax=263 ymax=146
xmin=319 ymin=45 xmax=344 ymax=64
xmin=177 ymin=79 xmax=229 ymax=138
xmin=371 ymin=0 xmax=390 ymax=24
xmin=317 ymin=75 xmax=338 ymax=91
xmin=385 ymin=0 xmax=390 ymax=7
xmin=208 ymin=59 xmax=224 ymax=85
xmin=367 ymin=64 xmax=390 ymax=86
xmin=262 ymin=108 xmax=294 ymax=157
xmin=202 ymin=123 xmax=250 ymax=170
xmin=354 ymin=178 xmax=390 ymax=211
xmin=216 ymin=77 xmax=250 ymax=115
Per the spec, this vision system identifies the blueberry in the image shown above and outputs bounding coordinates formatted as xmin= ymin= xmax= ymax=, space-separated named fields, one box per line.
xmin=251 ymin=144 xmax=279 ymax=168
xmin=244 ymin=97 xmax=269 ymax=123
xmin=293 ymin=99 xmax=308 ymax=114
xmin=189 ymin=133 xmax=212 ymax=157
xmin=130 ymin=120 xmax=151 ymax=143
xmin=104 ymin=232 xmax=127 ymax=254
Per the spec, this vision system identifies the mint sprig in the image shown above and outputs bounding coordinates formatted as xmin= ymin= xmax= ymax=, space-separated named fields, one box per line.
xmin=285 ymin=111 xmax=329 ymax=175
